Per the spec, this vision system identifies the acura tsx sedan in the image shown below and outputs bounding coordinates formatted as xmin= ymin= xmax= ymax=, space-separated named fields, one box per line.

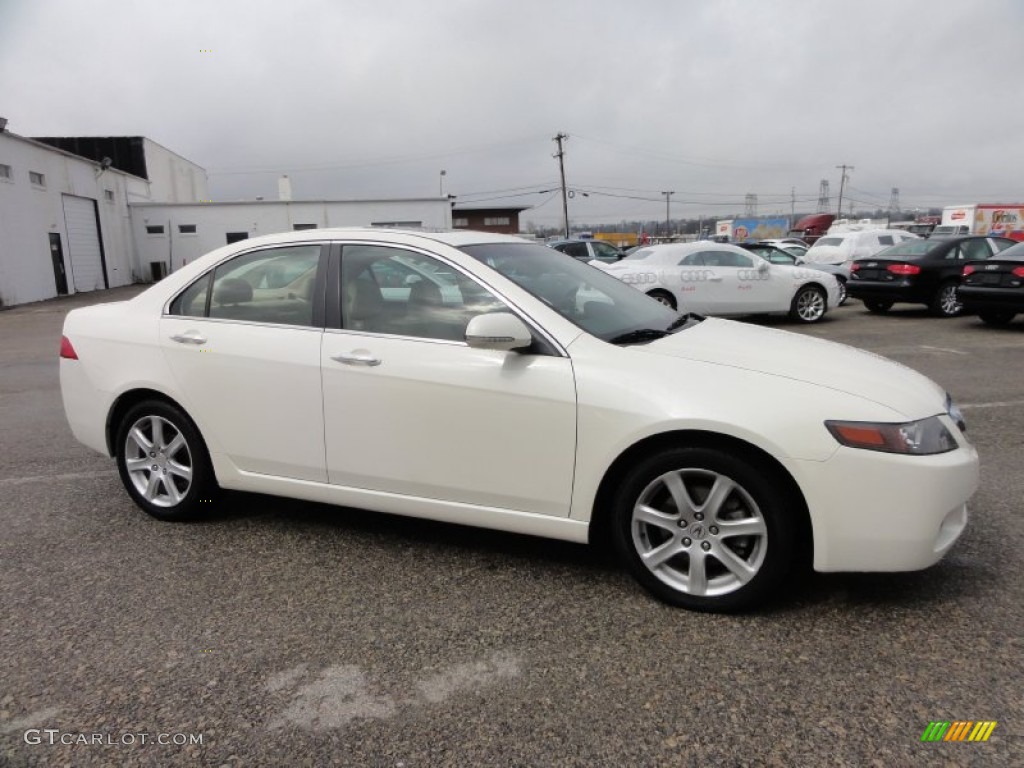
xmin=60 ymin=229 xmax=979 ymax=612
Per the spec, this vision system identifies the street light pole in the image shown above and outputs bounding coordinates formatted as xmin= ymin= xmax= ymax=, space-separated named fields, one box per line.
xmin=662 ymin=191 xmax=675 ymax=238
xmin=439 ymin=169 xmax=446 ymax=197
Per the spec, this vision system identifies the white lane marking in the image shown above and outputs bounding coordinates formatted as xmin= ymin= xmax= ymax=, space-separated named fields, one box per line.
xmin=0 ymin=470 xmax=116 ymax=487
xmin=919 ymin=345 xmax=968 ymax=355
xmin=959 ymin=400 xmax=1024 ymax=410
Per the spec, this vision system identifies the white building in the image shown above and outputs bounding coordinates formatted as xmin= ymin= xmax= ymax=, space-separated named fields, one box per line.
xmin=130 ymin=198 xmax=453 ymax=274
xmin=0 ymin=127 xmax=209 ymax=306
xmin=1 ymin=120 xmax=455 ymax=307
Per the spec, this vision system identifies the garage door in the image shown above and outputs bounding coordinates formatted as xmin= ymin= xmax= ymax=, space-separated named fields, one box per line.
xmin=62 ymin=195 xmax=108 ymax=292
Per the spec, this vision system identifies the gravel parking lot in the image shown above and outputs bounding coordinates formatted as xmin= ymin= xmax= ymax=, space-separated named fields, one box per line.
xmin=2 ymin=287 xmax=1021 ymax=767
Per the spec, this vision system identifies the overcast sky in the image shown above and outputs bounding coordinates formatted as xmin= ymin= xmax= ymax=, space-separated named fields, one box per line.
xmin=3 ymin=0 xmax=1023 ymax=228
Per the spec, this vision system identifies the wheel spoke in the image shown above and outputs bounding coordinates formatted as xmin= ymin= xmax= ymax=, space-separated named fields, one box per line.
xmin=163 ymin=475 xmax=184 ymax=504
xmin=713 ymin=544 xmax=758 ymax=584
xmin=128 ymin=426 xmax=152 ymax=452
xmin=716 ymin=516 xmax=766 ymax=538
xmin=150 ymin=417 xmax=165 ymax=451
xmin=166 ymin=460 xmax=192 ymax=483
xmin=702 ymin=475 xmax=736 ymax=519
xmin=125 ymin=456 xmax=151 ymax=473
xmin=634 ymin=503 xmax=678 ymax=532
xmin=663 ymin=472 xmax=698 ymax=516
xmin=687 ymin=550 xmax=708 ymax=595
xmin=641 ymin=538 xmax=684 ymax=569
xmin=144 ymin=470 xmax=161 ymax=501
xmin=164 ymin=432 xmax=186 ymax=459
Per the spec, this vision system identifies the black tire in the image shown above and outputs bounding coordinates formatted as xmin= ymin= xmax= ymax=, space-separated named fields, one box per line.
xmin=610 ymin=446 xmax=800 ymax=612
xmin=930 ymin=281 xmax=963 ymax=317
xmin=789 ymin=285 xmax=827 ymax=323
xmin=836 ymin=277 xmax=848 ymax=306
xmin=864 ymin=300 xmax=893 ymax=314
xmin=647 ymin=289 xmax=677 ymax=310
xmin=115 ymin=399 xmax=218 ymax=521
xmin=978 ymin=311 xmax=1015 ymax=327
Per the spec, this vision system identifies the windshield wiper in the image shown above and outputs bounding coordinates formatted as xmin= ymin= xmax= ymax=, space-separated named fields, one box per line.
xmin=608 ymin=328 xmax=671 ymax=345
xmin=666 ymin=312 xmax=705 ymax=331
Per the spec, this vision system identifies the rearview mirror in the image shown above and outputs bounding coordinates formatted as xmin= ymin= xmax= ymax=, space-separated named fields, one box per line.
xmin=757 ymin=259 xmax=769 ymax=272
xmin=465 ymin=312 xmax=533 ymax=351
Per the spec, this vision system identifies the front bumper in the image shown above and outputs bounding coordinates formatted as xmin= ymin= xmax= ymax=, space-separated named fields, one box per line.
xmin=782 ymin=425 xmax=979 ymax=572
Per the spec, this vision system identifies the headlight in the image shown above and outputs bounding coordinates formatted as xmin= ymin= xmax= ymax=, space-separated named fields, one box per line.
xmin=825 ymin=416 xmax=958 ymax=455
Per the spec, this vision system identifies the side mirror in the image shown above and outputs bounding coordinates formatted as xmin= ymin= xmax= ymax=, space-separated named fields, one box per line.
xmin=756 ymin=259 xmax=769 ymax=272
xmin=465 ymin=312 xmax=533 ymax=351
xmin=795 ymin=258 xmax=805 ymax=265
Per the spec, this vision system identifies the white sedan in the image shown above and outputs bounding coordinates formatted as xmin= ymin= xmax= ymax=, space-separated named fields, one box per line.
xmin=60 ymin=229 xmax=978 ymax=612
xmin=598 ymin=242 xmax=842 ymax=323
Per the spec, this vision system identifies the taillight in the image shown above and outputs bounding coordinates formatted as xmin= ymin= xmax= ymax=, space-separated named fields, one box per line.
xmin=1013 ymin=266 xmax=1024 ymax=278
xmin=886 ymin=263 xmax=921 ymax=276
xmin=60 ymin=336 xmax=78 ymax=360
xmin=962 ymin=265 xmax=975 ymax=277
xmin=850 ymin=263 xmax=861 ymax=272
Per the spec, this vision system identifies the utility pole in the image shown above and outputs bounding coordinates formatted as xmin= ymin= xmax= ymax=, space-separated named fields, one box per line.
xmin=553 ymin=133 xmax=570 ymax=238
xmin=662 ymin=191 xmax=674 ymax=238
xmin=790 ymin=187 xmax=795 ymax=220
xmin=836 ymin=164 xmax=854 ymax=219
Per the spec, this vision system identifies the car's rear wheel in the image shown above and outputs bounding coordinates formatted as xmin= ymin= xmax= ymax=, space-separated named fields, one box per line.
xmin=790 ymin=285 xmax=827 ymax=323
xmin=864 ymin=300 xmax=893 ymax=314
xmin=610 ymin=447 xmax=799 ymax=612
xmin=115 ymin=400 xmax=217 ymax=521
xmin=978 ymin=310 xmax=1016 ymax=326
xmin=836 ymin=277 xmax=848 ymax=306
xmin=931 ymin=281 xmax=963 ymax=317
xmin=646 ymin=289 xmax=677 ymax=310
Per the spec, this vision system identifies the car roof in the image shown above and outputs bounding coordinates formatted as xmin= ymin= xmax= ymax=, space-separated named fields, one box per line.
xmin=204 ymin=227 xmax=535 ymax=251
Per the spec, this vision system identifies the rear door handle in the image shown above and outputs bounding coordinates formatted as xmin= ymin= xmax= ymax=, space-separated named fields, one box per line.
xmin=331 ymin=352 xmax=381 ymax=367
xmin=171 ymin=331 xmax=207 ymax=345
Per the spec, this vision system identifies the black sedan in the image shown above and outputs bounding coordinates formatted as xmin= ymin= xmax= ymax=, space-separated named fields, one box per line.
xmin=848 ymin=236 xmax=1016 ymax=316
xmin=959 ymin=241 xmax=1024 ymax=326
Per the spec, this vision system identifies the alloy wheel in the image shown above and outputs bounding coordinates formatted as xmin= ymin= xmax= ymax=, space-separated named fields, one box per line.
xmin=631 ymin=468 xmax=768 ymax=597
xmin=795 ymin=287 xmax=826 ymax=322
xmin=123 ymin=415 xmax=194 ymax=508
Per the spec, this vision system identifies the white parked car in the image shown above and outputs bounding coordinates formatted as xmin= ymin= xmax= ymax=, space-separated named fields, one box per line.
xmin=599 ymin=242 xmax=842 ymax=323
xmin=803 ymin=229 xmax=919 ymax=266
xmin=60 ymin=229 xmax=978 ymax=612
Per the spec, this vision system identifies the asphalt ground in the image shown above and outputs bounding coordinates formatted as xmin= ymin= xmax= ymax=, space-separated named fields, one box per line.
xmin=1 ymin=287 xmax=1022 ymax=767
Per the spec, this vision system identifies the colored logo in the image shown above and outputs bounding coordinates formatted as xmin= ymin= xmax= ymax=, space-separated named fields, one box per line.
xmin=921 ymin=721 xmax=997 ymax=742
xmin=951 ymin=210 xmax=967 ymax=220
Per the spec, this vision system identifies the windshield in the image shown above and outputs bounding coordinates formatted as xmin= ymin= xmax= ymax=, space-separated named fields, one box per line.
xmin=461 ymin=242 xmax=685 ymax=342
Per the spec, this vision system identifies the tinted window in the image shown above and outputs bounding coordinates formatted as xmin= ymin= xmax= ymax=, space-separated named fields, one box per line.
xmin=991 ymin=242 xmax=1024 ymax=261
xmin=815 ymin=237 xmax=845 ymax=247
xmin=591 ymin=242 xmax=622 ymax=262
xmin=699 ymin=250 xmax=752 ymax=267
xmin=876 ymin=239 xmax=936 ymax=258
xmin=340 ymin=246 xmax=507 ymax=342
xmin=878 ymin=235 xmax=894 ymax=246
xmin=957 ymin=239 xmax=992 ymax=261
xmin=558 ymin=242 xmax=590 ymax=259
xmin=206 ymin=245 xmax=320 ymax=326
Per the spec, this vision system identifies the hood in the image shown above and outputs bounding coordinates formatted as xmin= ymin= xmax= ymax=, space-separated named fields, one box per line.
xmin=640 ymin=318 xmax=946 ymax=419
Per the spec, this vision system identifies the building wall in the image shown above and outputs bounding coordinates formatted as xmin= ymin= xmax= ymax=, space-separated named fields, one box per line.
xmin=140 ymin=138 xmax=209 ymax=203
xmin=452 ymin=208 xmax=524 ymax=234
xmin=0 ymin=132 xmax=137 ymax=306
xmin=129 ymin=199 xmax=452 ymax=275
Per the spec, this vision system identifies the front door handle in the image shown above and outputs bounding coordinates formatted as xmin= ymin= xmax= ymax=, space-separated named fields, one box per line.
xmin=171 ymin=331 xmax=207 ymax=345
xmin=331 ymin=352 xmax=381 ymax=367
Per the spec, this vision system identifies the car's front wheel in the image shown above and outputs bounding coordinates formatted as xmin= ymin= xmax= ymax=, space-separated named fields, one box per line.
xmin=978 ymin=310 xmax=1015 ymax=327
xmin=610 ymin=447 xmax=799 ymax=612
xmin=790 ymin=285 xmax=827 ymax=323
xmin=931 ymin=281 xmax=963 ymax=317
xmin=115 ymin=400 xmax=217 ymax=521
xmin=646 ymin=289 xmax=677 ymax=310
